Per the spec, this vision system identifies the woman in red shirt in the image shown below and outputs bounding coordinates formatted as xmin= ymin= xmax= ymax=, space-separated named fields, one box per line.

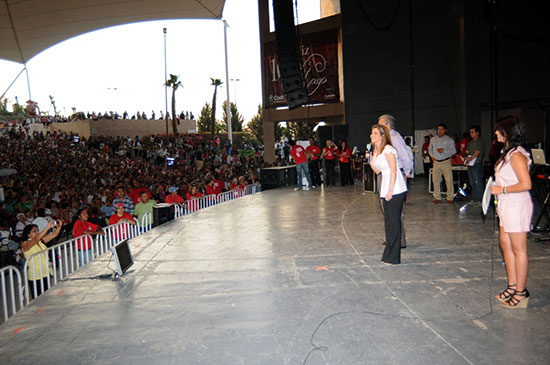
xmin=321 ymin=139 xmax=337 ymax=186
xmin=338 ymin=140 xmax=353 ymax=186
xmin=109 ymin=203 xmax=136 ymax=239
xmin=229 ymin=177 xmax=239 ymax=191
xmin=186 ymin=185 xmax=203 ymax=212
xmin=73 ymin=208 xmax=104 ymax=266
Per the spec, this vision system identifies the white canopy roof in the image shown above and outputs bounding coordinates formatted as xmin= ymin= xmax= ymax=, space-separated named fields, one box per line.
xmin=0 ymin=0 xmax=226 ymax=63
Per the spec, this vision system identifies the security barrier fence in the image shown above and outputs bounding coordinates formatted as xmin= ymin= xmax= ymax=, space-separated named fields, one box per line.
xmin=1 ymin=185 xmax=260 ymax=323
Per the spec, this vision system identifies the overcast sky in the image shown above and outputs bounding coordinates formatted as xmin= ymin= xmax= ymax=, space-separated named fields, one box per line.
xmin=0 ymin=0 xmax=320 ymax=123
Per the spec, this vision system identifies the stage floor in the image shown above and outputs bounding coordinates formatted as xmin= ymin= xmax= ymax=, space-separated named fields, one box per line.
xmin=1 ymin=180 xmax=550 ymax=364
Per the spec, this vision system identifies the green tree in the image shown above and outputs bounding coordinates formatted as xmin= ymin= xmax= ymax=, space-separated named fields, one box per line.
xmin=210 ymin=78 xmax=223 ymax=137
xmin=222 ymin=101 xmax=244 ymax=132
xmin=245 ymin=104 xmax=263 ymax=142
xmin=274 ymin=122 xmax=283 ymax=142
xmin=197 ymin=102 xmax=212 ymax=132
xmin=165 ymin=74 xmax=182 ymax=135
xmin=0 ymin=97 xmax=27 ymax=122
xmin=287 ymin=121 xmax=315 ymax=141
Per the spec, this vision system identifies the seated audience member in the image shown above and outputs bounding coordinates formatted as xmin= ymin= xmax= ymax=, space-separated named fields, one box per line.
xmin=129 ymin=180 xmax=152 ymax=205
xmin=165 ymin=187 xmax=184 ymax=205
xmin=100 ymin=198 xmax=115 ymax=219
xmin=135 ymin=191 xmax=156 ymax=226
xmin=88 ymin=206 xmax=107 ymax=228
xmin=73 ymin=208 xmax=103 ymax=266
xmin=15 ymin=213 xmax=27 ymax=237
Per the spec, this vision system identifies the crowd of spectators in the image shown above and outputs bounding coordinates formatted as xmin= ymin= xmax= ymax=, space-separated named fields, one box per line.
xmin=0 ymin=127 xmax=263 ymax=269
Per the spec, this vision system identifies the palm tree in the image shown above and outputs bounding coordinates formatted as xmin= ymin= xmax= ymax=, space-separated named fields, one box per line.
xmin=210 ymin=78 xmax=223 ymax=138
xmin=165 ymin=74 xmax=182 ymax=136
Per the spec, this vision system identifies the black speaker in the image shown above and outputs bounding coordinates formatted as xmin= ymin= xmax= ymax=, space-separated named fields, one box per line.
xmin=273 ymin=0 xmax=308 ymax=109
xmin=316 ymin=125 xmax=349 ymax=148
xmin=152 ymin=203 xmax=175 ymax=227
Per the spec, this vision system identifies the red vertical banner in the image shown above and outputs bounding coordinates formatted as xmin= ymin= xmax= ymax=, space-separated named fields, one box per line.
xmin=265 ymin=29 xmax=340 ymax=108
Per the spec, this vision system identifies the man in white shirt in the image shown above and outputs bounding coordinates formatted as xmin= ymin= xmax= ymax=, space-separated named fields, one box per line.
xmin=378 ymin=114 xmax=412 ymax=248
xmin=32 ymin=208 xmax=51 ymax=232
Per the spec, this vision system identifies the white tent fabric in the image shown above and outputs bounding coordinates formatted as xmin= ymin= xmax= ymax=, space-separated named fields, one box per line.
xmin=0 ymin=0 xmax=225 ymax=63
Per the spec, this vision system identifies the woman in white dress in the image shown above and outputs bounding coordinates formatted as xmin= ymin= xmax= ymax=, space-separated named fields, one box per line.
xmin=369 ymin=125 xmax=408 ymax=265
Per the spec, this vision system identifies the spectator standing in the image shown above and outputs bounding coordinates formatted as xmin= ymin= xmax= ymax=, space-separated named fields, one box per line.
xmin=109 ymin=203 xmax=136 ymax=239
xmin=306 ymin=138 xmax=322 ymax=187
xmin=321 ymin=139 xmax=337 ymax=187
xmin=165 ymin=187 xmax=184 ymax=205
xmin=21 ymin=220 xmax=62 ymax=298
xmin=429 ymin=123 xmax=456 ymax=203
xmin=72 ymin=208 xmax=103 ymax=266
xmin=490 ymin=116 xmax=533 ymax=308
xmin=135 ymin=191 xmax=156 ymax=227
xmin=113 ymin=186 xmax=135 ymax=215
xmin=289 ymin=140 xmax=313 ymax=190
xmin=338 ymin=140 xmax=353 ymax=186
xmin=464 ymin=125 xmax=485 ymax=204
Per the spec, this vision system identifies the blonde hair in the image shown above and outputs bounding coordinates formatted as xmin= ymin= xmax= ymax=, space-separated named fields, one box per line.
xmin=371 ymin=124 xmax=393 ymax=154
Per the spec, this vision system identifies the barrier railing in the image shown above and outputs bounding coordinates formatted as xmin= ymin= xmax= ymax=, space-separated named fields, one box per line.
xmin=1 ymin=266 xmax=23 ymax=323
xmin=7 ymin=184 xmax=261 ymax=321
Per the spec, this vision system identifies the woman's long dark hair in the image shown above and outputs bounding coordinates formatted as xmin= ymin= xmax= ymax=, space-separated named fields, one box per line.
xmin=495 ymin=115 xmax=526 ymax=166
xmin=21 ymin=224 xmax=38 ymax=242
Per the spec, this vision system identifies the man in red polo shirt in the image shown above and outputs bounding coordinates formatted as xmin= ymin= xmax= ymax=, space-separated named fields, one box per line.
xmin=289 ymin=140 xmax=313 ymax=190
xmin=306 ymin=137 xmax=322 ymax=187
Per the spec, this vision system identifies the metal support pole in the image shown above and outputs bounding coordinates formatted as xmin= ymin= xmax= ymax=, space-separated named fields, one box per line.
xmin=24 ymin=65 xmax=32 ymax=101
xmin=163 ymin=27 xmax=169 ymax=145
xmin=0 ymin=67 xmax=25 ymax=100
xmin=223 ymin=20 xmax=232 ymax=144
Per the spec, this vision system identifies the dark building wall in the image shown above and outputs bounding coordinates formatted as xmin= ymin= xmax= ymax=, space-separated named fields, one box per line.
xmin=341 ymin=0 xmax=549 ymax=150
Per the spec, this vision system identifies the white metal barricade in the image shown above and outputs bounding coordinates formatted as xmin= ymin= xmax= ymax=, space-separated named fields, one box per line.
xmin=15 ymin=186 xmax=261 ymax=314
xmin=0 ymin=265 xmax=23 ymax=322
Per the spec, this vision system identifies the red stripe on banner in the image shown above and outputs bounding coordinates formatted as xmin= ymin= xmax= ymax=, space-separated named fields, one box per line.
xmin=13 ymin=327 xmax=23 ymax=335
xmin=36 ymin=307 xmax=45 ymax=314
xmin=57 ymin=291 xmax=64 ymax=296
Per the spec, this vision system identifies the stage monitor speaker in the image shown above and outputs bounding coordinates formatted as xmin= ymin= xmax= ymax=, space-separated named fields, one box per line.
xmin=152 ymin=203 xmax=175 ymax=227
xmin=273 ymin=0 xmax=308 ymax=109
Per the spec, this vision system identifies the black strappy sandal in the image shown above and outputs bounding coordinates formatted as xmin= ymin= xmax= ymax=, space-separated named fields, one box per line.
xmin=502 ymin=289 xmax=530 ymax=309
xmin=496 ymin=284 xmax=516 ymax=302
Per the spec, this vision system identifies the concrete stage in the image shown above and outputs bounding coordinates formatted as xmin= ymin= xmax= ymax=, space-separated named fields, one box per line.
xmin=1 ymin=180 xmax=550 ymax=364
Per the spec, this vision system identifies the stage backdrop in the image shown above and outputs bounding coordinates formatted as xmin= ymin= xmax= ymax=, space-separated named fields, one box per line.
xmin=264 ymin=29 xmax=340 ymax=108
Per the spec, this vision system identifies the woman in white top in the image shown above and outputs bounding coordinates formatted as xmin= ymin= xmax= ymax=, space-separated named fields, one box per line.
xmin=368 ymin=125 xmax=408 ymax=265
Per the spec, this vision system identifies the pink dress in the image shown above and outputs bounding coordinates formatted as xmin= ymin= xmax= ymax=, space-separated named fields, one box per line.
xmin=495 ymin=146 xmax=533 ymax=233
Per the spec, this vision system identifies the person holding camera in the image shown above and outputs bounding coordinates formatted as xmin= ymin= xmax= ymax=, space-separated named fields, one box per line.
xmin=21 ymin=220 xmax=63 ymax=298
